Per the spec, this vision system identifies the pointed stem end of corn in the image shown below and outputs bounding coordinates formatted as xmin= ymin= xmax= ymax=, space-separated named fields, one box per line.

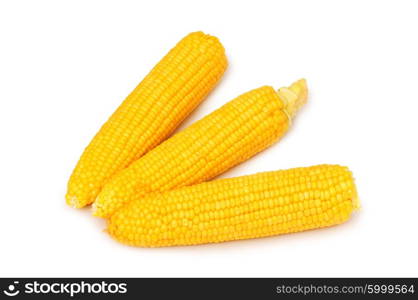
xmin=278 ymin=78 xmax=308 ymax=119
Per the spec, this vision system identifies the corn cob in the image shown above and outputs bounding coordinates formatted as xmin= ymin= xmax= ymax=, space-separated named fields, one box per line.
xmin=94 ymin=79 xmax=308 ymax=218
xmin=108 ymin=164 xmax=359 ymax=247
xmin=66 ymin=32 xmax=227 ymax=208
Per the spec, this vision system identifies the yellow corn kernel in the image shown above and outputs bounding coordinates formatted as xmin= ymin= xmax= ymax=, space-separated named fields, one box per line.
xmin=108 ymin=164 xmax=359 ymax=247
xmin=94 ymin=79 xmax=308 ymax=218
xmin=66 ymin=32 xmax=227 ymax=208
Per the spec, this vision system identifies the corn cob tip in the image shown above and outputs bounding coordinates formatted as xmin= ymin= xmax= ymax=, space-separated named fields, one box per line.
xmin=350 ymin=175 xmax=361 ymax=211
xmin=91 ymin=202 xmax=104 ymax=217
xmin=352 ymin=193 xmax=360 ymax=211
xmin=92 ymin=202 xmax=98 ymax=216
xmin=66 ymin=195 xmax=82 ymax=209
xmin=278 ymin=78 xmax=308 ymax=120
xmin=341 ymin=166 xmax=360 ymax=211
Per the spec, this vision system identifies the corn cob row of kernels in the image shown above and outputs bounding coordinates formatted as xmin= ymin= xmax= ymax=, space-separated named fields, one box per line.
xmin=93 ymin=79 xmax=308 ymax=218
xmin=66 ymin=32 xmax=227 ymax=208
xmin=108 ymin=164 xmax=359 ymax=247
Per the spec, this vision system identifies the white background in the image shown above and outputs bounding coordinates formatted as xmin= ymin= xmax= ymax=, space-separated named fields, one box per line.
xmin=0 ymin=0 xmax=417 ymax=277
